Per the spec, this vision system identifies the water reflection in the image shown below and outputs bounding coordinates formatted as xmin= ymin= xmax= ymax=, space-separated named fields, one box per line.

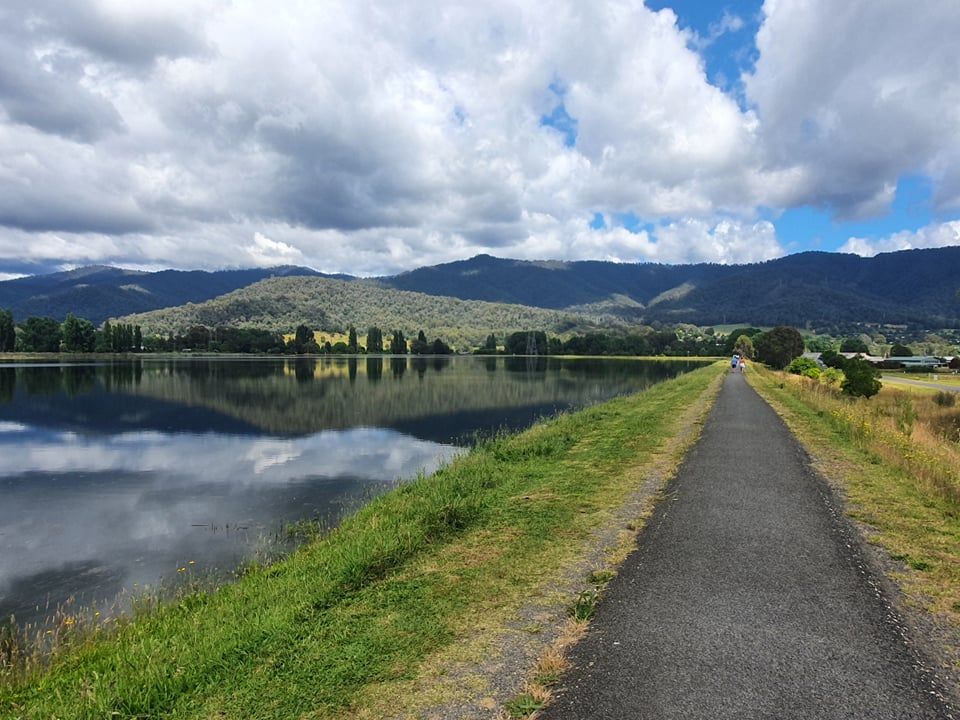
xmin=0 ymin=424 xmax=454 ymax=623
xmin=0 ymin=356 xmax=706 ymax=625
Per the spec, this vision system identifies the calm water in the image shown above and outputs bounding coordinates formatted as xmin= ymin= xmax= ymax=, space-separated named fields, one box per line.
xmin=0 ymin=356 xmax=704 ymax=625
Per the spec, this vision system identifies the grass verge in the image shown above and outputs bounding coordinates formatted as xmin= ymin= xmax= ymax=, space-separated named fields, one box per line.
xmin=1 ymin=363 xmax=724 ymax=719
xmin=747 ymin=367 xmax=959 ymax=624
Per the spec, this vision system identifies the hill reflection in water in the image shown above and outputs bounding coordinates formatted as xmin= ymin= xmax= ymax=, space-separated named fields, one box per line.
xmin=0 ymin=356 xmax=705 ymax=626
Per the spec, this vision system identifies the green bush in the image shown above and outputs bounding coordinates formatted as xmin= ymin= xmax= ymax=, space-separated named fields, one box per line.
xmin=820 ymin=367 xmax=844 ymax=386
xmin=841 ymin=358 xmax=882 ymax=398
xmin=786 ymin=356 xmax=819 ymax=376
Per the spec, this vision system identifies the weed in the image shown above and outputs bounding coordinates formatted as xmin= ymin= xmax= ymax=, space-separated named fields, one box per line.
xmin=505 ymin=692 xmax=545 ymax=718
xmin=587 ymin=569 xmax=616 ymax=585
xmin=569 ymin=588 xmax=600 ymax=621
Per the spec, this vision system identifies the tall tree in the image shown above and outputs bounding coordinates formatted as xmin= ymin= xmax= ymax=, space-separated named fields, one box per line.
xmin=410 ymin=330 xmax=429 ymax=355
xmin=840 ymin=336 xmax=869 ymax=353
xmin=391 ymin=330 xmax=407 ymax=354
xmin=366 ymin=327 xmax=383 ymax=353
xmin=291 ymin=324 xmax=317 ymax=354
xmin=348 ymin=326 xmax=358 ymax=353
xmin=62 ymin=314 xmax=96 ymax=352
xmin=733 ymin=334 xmax=755 ymax=359
xmin=754 ymin=326 xmax=805 ymax=369
xmin=0 ymin=308 xmax=14 ymax=352
xmin=16 ymin=316 xmax=62 ymax=353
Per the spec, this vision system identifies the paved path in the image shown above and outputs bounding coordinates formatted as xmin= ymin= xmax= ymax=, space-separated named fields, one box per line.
xmin=882 ymin=374 xmax=960 ymax=393
xmin=543 ymin=373 xmax=952 ymax=720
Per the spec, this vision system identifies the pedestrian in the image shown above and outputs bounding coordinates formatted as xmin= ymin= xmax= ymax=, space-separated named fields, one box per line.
xmin=739 ymin=358 xmax=747 ymax=373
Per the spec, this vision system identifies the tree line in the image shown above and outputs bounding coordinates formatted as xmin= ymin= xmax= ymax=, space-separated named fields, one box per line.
xmin=0 ymin=307 xmax=832 ymax=364
xmin=0 ymin=310 xmax=143 ymax=353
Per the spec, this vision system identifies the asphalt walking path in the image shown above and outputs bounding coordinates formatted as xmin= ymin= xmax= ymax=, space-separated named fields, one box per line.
xmin=542 ymin=372 xmax=952 ymax=720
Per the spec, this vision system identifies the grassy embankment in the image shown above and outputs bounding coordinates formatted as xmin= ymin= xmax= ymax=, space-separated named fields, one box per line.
xmin=1 ymin=363 xmax=725 ymax=719
xmin=748 ymin=367 xmax=960 ymax=622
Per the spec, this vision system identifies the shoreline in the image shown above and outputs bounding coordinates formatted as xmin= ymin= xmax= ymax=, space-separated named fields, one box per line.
xmin=1 ymin=362 xmax=725 ymax=718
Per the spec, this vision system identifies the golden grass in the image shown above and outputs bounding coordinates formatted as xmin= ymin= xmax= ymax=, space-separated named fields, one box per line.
xmin=749 ymin=367 xmax=960 ymax=621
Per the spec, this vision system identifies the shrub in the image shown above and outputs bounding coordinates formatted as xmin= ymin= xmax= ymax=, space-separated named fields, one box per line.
xmin=841 ymin=358 xmax=882 ymax=398
xmin=933 ymin=391 xmax=957 ymax=408
xmin=820 ymin=367 xmax=844 ymax=386
xmin=786 ymin=357 xmax=819 ymax=376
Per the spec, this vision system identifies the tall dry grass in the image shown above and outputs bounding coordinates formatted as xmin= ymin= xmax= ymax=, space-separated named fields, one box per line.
xmin=773 ymin=372 xmax=960 ymax=510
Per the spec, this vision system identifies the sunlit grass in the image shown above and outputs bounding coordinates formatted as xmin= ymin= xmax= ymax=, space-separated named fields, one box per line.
xmin=749 ymin=367 xmax=960 ymax=621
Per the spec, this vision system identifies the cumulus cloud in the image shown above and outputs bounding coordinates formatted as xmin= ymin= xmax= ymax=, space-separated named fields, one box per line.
xmin=745 ymin=0 xmax=960 ymax=218
xmin=840 ymin=220 xmax=960 ymax=257
xmin=0 ymin=1 xmax=957 ymax=274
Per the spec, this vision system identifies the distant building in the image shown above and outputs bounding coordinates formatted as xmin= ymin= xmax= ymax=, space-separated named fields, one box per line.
xmin=839 ymin=352 xmax=884 ymax=364
xmin=889 ymin=355 xmax=947 ymax=368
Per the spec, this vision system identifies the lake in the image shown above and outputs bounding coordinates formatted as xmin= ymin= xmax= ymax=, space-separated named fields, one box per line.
xmin=0 ymin=356 xmax=706 ymax=627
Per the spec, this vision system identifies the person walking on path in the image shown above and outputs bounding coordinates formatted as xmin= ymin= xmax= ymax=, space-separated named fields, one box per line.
xmin=541 ymin=373 xmax=952 ymax=720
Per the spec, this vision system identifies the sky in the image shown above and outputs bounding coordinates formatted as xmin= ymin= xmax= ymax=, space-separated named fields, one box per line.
xmin=0 ymin=0 xmax=959 ymax=279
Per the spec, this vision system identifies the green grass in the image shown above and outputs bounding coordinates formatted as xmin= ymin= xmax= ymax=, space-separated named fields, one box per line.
xmin=748 ymin=367 xmax=960 ymax=623
xmin=1 ymin=363 xmax=724 ymax=719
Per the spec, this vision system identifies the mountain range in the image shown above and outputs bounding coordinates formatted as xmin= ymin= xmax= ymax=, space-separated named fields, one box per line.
xmin=2 ymin=247 xmax=960 ymax=329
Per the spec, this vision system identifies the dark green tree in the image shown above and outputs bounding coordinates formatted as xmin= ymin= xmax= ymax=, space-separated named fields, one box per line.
xmin=722 ymin=328 xmax=763 ymax=355
xmin=431 ymin=338 xmax=453 ymax=354
xmin=505 ymin=331 xmax=548 ymax=356
xmin=348 ymin=326 xmax=358 ymax=353
xmin=390 ymin=330 xmax=407 ymax=354
xmin=0 ymin=308 xmax=15 ymax=352
xmin=889 ymin=343 xmax=913 ymax=357
xmin=16 ymin=316 xmax=62 ymax=352
xmin=184 ymin=325 xmax=211 ymax=351
xmin=62 ymin=314 xmax=96 ymax=352
xmin=134 ymin=325 xmax=142 ymax=352
xmin=290 ymin=324 xmax=317 ymax=354
xmin=840 ymin=337 xmax=869 ymax=353
xmin=410 ymin=330 xmax=429 ymax=355
xmin=366 ymin=327 xmax=383 ymax=353
xmin=95 ymin=324 xmax=111 ymax=352
xmin=841 ymin=358 xmax=882 ymax=398
xmin=754 ymin=326 xmax=805 ymax=369
xmin=482 ymin=333 xmax=497 ymax=352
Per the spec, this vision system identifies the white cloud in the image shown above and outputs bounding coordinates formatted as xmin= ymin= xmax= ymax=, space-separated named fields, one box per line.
xmin=245 ymin=232 xmax=302 ymax=268
xmin=0 ymin=1 xmax=958 ymax=274
xmin=840 ymin=220 xmax=960 ymax=257
xmin=745 ymin=0 xmax=960 ymax=217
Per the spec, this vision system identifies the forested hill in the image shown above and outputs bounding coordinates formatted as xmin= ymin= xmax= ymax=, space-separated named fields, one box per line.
xmin=379 ymin=247 xmax=960 ymax=327
xmin=0 ymin=265 xmax=326 ymax=323
xmin=116 ymin=276 xmax=604 ymax=348
xmin=7 ymin=246 xmax=960 ymax=328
